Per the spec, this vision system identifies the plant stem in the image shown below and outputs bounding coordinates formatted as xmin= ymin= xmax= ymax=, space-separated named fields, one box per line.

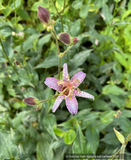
xmin=125 ymin=132 xmax=131 ymax=145
xmin=52 ymin=0 xmax=63 ymax=31
xmin=39 ymin=94 xmax=58 ymax=104
xmin=120 ymin=144 xmax=126 ymax=160
xmin=52 ymin=30 xmax=60 ymax=54
xmin=52 ymin=30 xmax=61 ymax=80
xmin=0 ymin=38 xmax=18 ymax=75
xmin=60 ymin=45 xmax=72 ymax=57
xmin=13 ymin=0 xmax=17 ymax=28
xmin=60 ymin=0 xmax=66 ymax=14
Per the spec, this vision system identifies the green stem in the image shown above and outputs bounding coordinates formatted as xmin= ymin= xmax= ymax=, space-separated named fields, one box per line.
xmin=125 ymin=132 xmax=131 ymax=145
xmin=39 ymin=94 xmax=58 ymax=104
xmin=13 ymin=0 xmax=17 ymax=28
xmin=52 ymin=30 xmax=61 ymax=80
xmin=58 ymin=57 xmax=61 ymax=80
xmin=60 ymin=45 xmax=72 ymax=57
xmin=0 ymin=38 xmax=18 ymax=75
xmin=52 ymin=0 xmax=63 ymax=31
xmin=120 ymin=144 xmax=126 ymax=160
xmin=59 ymin=0 xmax=66 ymax=14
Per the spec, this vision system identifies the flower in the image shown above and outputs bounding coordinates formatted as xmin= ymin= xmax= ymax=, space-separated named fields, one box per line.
xmin=44 ymin=63 xmax=94 ymax=115
xmin=38 ymin=6 xmax=50 ymax=24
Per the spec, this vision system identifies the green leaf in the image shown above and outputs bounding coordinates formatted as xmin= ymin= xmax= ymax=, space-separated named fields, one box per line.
xmin=113 ymin=128 xmax=125 ymax=144
xmin=37 ymin=134 xmax=54 ymax=160
xmin=70 ymin=19 xmax=81 ymax=37
xmin=0 ymin=26 xmax=14 ymax=37
xmin=116 ymin=117 xmax=131 ymax=133
xmin=114 ymin=51 xmax=128 ymax=69
xmin=12 ymin=111 xmax=28 ymax=128
xmin=1 ymin=6 xmax=12 ymax=17
xmin=10 ymin=0 xmax=22 ymax=10
xmin=0 ymin=131 xmax=19 ymax=159
xmin=17 ymin=68 xmax=35 ymax=87
xmin=17 ymin=9 xmax=30 ymax=21
xmin=80 ymin=112 xmax=100 ymax=130
xmin=101 ymin=4 xmax=113 ymax=23
xmin=58 ymin=118 xmax=77 ymax=129
xmin=0 ymin=40 xmax=14 ymax=62
xmin=14 ymin=34 xmax=41 ymax=52
xmin=72 ymin=124 xmax=87 ymax=154
xmin=70 ymin=49 xmax=92 ymax=67
xmin=38 ymin=34 xmax=51 ymax=47
xmin=108 ymin=94 xmax=125 ymax=109
xmin=100 ymin=110 xmax=115 ymax=124
xmin=102 ymin=85 xmax=126 ymax=95
xmin=79 ymin=4 xmax=89 ymax=19
xmin=0 ymin=4 xmax=5 ymax=10
xmin=85 ymin=125 xmax=99 ymax=154
xmin=101 ymin=132 xmax=120 ymax=145
xmin=35 ymin=55 xmax=58 ymax=69
xmin=43 ymin=114 xmax=57 ymax=139
xmin=72 ymin=0 xmax=83 ymax=9
xmin=31 ymin=2 xmax=49 ymax=11
xmin=53 ymin=126 xmax=65 ymax=137
xmin=64 ymin=129 xmax=76 ymax=145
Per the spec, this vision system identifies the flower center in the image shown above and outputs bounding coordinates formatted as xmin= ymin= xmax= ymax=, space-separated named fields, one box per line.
xmin=61 ymin=86 xmax=69 ymax=96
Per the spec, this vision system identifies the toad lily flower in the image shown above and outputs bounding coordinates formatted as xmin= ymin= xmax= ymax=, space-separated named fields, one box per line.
xmin=44 ymin=64 xmax=94 ymax=115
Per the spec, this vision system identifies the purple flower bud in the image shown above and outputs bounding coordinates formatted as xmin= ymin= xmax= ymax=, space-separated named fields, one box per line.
xmin=14 ymin=60 xmax=20 ymax=66
xmin=23 ymin=97 xmax=39 ymax=106
xmin=58 ymin=32 xmax=71 ymax=45
xmin=14 ymin=50 xmax=18 ymax=53
xmin=38 ymin=6 xmax=50 ymax=24
xmin=73 ymin=37 xmax=80 ymax=45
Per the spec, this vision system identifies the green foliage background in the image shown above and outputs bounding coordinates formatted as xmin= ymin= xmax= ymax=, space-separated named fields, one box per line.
xmin=0 ymin=0 xmax=131 ymax=159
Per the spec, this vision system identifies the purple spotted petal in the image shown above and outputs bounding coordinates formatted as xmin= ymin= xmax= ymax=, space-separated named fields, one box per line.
xmin=63 ymin=63 xmax=69 ymax=82
xmin=65 ymin=96 xmax=78 ymax=115
xmin=52 ymin=95 xmax=64 ymax=112
xmin=44 ymin=77 xmax=62 ymax=92
xmin=70 ymin=71 xmax=86 ymax=87
xmin=74 ymin=90 xmax=94 ymax=100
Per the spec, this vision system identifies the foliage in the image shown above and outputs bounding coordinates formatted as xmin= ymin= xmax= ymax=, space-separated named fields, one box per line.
xmin=0 ymin=0 xmax=131 ymax=160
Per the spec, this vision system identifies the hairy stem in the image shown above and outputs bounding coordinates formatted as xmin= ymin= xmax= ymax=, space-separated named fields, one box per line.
xmin=52 ymin=30 xmax=61 ymax=80
xmin=52 ymin=0 xmax=63 ymax=31
xmin=0 ymin=38 xmax=18 ymax=75
xmin=39 ymin=94 xmax=58 ymax=103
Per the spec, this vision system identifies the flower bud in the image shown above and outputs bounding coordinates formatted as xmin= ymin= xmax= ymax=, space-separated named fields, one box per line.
xmin=73 ymin=37 xmax=80 ymax=45
xmin=47 ymin=26 xmax=53 ymax=32
xmin=23 ymin=97 xmax=39 ymax=106
xmin=38 ymin=6 xmax=50 ymax=24
xmin=51 ymin=20 xmax=56 ymax=25
xmin=14 ymin=60 xmax=20 ymax=66
xmin=58 ymin=32 xmax=71 ymax=45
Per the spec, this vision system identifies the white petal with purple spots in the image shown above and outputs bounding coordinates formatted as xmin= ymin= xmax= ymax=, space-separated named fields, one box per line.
xmin=65 ymin=96 xmax=78 ymax=115
xmin=74 ymin=90 xmax=94 ymax=100
xmin=52 ymin=95 xmax=64 ymax=112
xmin=70 ymin=71 xmax=86 ymax=87
xmin=63 ymin=63 xmax=69 ymax=82
xmin=44 ymin=77 xmax=62 ymax=92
